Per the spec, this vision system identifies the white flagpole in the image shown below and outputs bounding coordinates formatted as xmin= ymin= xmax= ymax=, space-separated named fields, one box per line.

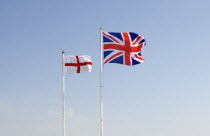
xmin=62 ymin=50 xmax=66 ymax=136
xmin=100 ymin=27 xmax=104 ymax=136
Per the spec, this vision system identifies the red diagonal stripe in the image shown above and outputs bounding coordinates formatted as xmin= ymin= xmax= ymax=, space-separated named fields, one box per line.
xmin=134 ymin=54 xmax=144 ymax=61
xmin=104 ymin=52 xmax=123 ymax=64
xmin=103 ymin=32 xmax=120 ymax=43
xmin=132 ymin=36 xmax=142 ymax=45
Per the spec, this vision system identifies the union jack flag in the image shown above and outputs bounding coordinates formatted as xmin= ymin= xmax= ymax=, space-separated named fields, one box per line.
xmin=103 ymin=32 xmax=146 ymax=66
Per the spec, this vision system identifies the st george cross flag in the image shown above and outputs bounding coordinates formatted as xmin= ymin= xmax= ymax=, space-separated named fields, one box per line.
xmin=103 ymin=32 xmax=146 ymax=66
xmin=64 ymin=56 xmax=92 ymax=73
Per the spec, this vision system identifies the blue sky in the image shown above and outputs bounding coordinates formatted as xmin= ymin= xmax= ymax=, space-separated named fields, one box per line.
xmin=0 ymin=0 xmax=210 ymax=136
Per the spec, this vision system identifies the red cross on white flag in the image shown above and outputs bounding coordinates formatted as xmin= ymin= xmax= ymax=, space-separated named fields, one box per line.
xmin=64 ymin=56 xmax=92 ymax=73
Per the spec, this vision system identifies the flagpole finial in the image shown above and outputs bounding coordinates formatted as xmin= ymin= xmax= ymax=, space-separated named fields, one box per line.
xmin=62 ymin=50 xmax=65 ymax=54
xmin=100 ymin=27 xmax=103 ymax=31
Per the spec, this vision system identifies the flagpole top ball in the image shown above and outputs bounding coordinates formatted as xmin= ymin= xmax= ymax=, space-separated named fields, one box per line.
xmin=62 ymin=50 xmax=65 ymax=54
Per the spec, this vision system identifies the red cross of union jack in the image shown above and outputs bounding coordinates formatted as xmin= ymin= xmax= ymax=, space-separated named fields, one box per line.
xmin=103 ymin=32 xmax=146 ymax=66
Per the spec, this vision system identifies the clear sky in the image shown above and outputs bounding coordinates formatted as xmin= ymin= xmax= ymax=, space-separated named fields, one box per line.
xmin=0 ymin=0 xmax=210 ymax=136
